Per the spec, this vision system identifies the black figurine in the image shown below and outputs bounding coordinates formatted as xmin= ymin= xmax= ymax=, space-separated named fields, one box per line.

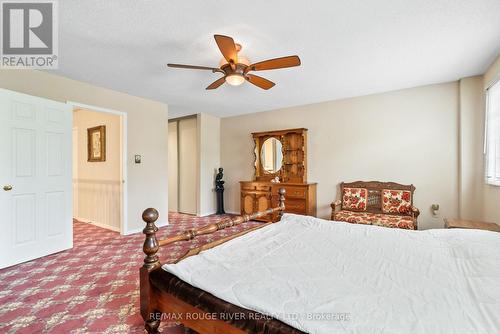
xmin=215 ymin=167 xmax=225 ymax=214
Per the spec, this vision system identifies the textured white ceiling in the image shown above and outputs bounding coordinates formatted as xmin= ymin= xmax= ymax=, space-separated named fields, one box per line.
xmin=55 ymin=0 xmax=500 ymax=118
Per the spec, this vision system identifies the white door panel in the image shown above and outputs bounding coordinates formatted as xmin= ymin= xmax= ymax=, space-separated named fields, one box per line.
xmin=0 ymin=89 xmax=72 ymax=269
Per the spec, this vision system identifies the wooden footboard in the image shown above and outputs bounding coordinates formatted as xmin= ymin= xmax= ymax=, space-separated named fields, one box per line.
xmin=140 ymin=188 xmax=286 ymax=333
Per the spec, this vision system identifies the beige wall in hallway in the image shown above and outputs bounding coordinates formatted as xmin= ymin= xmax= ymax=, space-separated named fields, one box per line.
xmin=73 ymin=109 xmax=122 ymax=231
xmin=221 ymin=82 xmax=460 ymax=229
xmin=74 ymin=109 xmax=121 ymax=182
xmin=0 ymin=70 xmax=169 ymax=232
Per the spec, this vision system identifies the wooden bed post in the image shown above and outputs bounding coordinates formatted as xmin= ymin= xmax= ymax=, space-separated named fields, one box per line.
xmin=140 ymin=208 xmax=161 ymax=334
xmin=278 ymin=187 xmax=286 ymax=219
xmin=138 ymin=189 xmax=286 ymax=333
xmin=142 ymin=208 xmax=160 ymax=270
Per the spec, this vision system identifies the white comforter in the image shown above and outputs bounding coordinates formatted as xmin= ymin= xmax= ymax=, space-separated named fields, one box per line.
xmin=163 ymin=214 xmax=500 ymax=334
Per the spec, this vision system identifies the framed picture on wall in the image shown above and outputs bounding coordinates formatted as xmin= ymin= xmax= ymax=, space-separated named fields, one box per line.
xmin=87 ymin=125 xmax=106 ymax=162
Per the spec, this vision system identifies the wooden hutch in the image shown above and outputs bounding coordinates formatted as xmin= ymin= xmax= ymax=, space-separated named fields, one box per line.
xmin=240 ymin=128 xmax=317 ymax=222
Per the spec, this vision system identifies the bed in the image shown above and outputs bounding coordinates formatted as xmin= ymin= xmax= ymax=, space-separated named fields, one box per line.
xmin=140 ymin=189 xmax=500 ymax=333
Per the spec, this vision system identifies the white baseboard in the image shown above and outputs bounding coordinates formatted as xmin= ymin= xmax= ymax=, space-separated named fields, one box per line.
xmin=75 ymin=217 xmax=121 ymax=233
xmin=198 ymin=211 xmax=240 ymax=216
xmin=123 ymin=221 xmax=169 ymax=236
xmin=197 ymin=211 xmax=213 ymax=217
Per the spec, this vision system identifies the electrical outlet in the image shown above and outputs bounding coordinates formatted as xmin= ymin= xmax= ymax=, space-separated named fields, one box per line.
xmin=431 ymin=204 xmax=440 ymax=217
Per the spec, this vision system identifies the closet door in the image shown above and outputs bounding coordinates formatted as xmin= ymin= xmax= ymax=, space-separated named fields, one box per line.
xmin=178 ymin=118 xmax=197 ymax=214
xmin=167 ymin=122 xmax=178 ymax=212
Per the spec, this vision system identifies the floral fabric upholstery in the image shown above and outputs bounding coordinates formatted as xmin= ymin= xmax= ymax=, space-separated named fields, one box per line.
xmin=333 ymin=210 xmax=416 ymax=230
xmin=342 ymin=187 xmax=368 ymax=211
xmin=381 ymin=189 xmax=412 ymax=214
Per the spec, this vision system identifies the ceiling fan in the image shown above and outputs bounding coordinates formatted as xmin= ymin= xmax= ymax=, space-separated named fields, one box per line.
xmin=167 ymin=34 xmax=301 ymax=90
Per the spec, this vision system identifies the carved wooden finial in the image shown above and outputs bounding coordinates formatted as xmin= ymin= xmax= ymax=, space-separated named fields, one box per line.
xmin=278 ymin=188 xmax=286 ymax=218
xmin=142 ymin=208 xmax=160 ymax=270
xmin=143 ymin=208 xmax=159 ymax=224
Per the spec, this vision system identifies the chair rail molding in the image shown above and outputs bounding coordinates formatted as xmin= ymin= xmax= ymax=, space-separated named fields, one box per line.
xmin=73 ymin=178 xmax=122 ymax=232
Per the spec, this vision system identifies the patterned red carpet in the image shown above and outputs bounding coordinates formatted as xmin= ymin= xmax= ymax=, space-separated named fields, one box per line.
xmin=0 ymin=212 xmax=260 ymax=334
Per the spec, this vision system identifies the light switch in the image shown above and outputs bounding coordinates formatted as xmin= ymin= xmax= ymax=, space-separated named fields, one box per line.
xmin=135 ymin=155 xmax=141 ymax=164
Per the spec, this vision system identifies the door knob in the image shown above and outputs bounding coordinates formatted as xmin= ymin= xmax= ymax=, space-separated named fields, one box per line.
xmin=3 ymin=185 xmax=13 ymax=191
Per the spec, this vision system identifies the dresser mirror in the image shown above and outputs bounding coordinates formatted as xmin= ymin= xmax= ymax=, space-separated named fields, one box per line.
xmin=252 ymin=128 xmax=308 ymax=183
xmin=260 ymin=137 xmax=283 ymax=173
xmin=242 ymin=128 xmax=317 ymax=222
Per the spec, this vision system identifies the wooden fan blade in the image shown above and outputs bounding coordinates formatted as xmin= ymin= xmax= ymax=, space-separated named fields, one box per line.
xmin=206 ymin=77 xmax=226 ymax=90
xmin=214 ymin=35 xmax=238 ymax=64
xmin=246 ymin=74 xmax=275 ymax=90
xmin=167 ymin=63 xmax=222 ymax=73
xmin=245 ymin=55 xmax=301 ymax=73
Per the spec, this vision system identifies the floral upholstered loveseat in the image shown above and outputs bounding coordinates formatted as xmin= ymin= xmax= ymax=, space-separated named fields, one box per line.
xmin=331 ymin=181 xmax=420 ymax=230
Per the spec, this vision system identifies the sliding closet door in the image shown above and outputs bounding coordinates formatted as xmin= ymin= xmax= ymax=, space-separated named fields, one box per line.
xmin=168 ymin=121 xmax=178 ymax=212
xmin=178 ymin=118 xmax=197 ymax=214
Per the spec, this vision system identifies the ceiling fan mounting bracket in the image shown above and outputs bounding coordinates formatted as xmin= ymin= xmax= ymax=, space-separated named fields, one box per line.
xmin=221 ymin=63 xmax=246 ymax=76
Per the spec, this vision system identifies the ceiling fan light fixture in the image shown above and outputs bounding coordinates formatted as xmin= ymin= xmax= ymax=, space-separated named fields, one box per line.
xmin=167 ymin=34 xmax=301 ymax=90
xmin=225 ymin=74 xmax=245 ymax=86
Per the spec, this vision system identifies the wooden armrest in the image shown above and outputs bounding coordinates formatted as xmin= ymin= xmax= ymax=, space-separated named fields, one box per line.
xmin=330 ymin=200 xmax=341 ymax=220
xmin=410 ymin=206 xmax=420 ymax=230
xmin=411 ymin=206 xmax=420 ymax=218
xmin=331 ymin=200 xmax=341 ymax=209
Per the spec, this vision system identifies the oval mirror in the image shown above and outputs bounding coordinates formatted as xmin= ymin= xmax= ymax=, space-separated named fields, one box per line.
xmin=260 ymin=137 xmax=283 ymax=173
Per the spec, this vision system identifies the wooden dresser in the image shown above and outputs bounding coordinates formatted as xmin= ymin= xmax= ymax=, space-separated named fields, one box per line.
xmin=240 ymin=128 xmax=317 ymax=222
xmin=240 ymin=181 xmax=317 ymax=222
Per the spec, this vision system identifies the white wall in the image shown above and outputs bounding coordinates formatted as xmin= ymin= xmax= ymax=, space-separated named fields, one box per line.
xmin=197 ymin=113 xmax=221 ymax=216
xmin=458 ymin=77 xmax=484 ymax=220
xmin=221 ymin=82 xmax=460 ymax=229
xmin=482 ymin=56 xmax=500 ymax=222
xmin=484 ymin=56 xmax=500 ymax=89
xmin=0 ymin=70 xmax=169 ymax=232
xmin=73 ymin=109 xmax=122 ymax=231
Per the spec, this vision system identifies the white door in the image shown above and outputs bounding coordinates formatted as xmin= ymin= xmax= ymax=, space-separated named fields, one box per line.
xmin=0 ymin=89 xmax=73 ymax=269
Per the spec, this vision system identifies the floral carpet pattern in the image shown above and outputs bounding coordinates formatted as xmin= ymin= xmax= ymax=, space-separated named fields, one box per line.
xmin=0 ymin=213 xmax=260 ymax=334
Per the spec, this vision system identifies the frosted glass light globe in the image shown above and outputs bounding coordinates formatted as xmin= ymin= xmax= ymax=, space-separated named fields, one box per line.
xmin=225 ymin=74 xmax=245 ymax=86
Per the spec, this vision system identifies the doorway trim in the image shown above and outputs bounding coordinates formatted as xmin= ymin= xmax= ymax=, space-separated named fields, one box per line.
xmin=66 ymin=101 xmax=128 ymax=235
